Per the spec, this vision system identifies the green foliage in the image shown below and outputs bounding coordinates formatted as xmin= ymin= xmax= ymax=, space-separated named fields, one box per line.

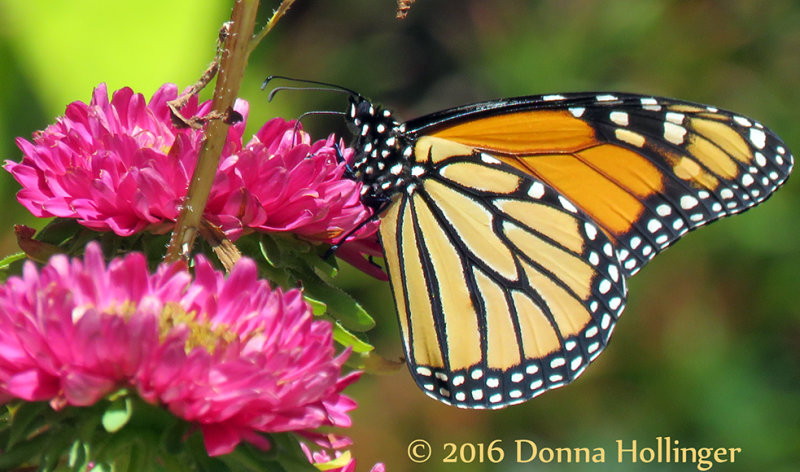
xmin=102 ymin=396 xmax=133 ymax=433
xmin=0 ymin=395 xmax=318 ymax=471
xmin=251 ymin=232 xmax=377 ymax=350
xmin=0 ymin=252 xmax=25 ymax=281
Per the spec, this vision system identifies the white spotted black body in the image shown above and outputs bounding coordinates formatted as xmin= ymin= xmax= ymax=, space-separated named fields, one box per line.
xmin=346 ymin=96 xmax=419 ymax=210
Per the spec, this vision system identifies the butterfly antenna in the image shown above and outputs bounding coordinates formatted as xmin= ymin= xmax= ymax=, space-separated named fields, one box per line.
xmin=262 ymin=76 xmax=357 ymax=157
xmin=267 ymin=86 xmax=354 ymax=102
xmin=262 ymin=75 xmax=359 ymax=97
xmin=288 ymin=110 xmax=346 ymax=147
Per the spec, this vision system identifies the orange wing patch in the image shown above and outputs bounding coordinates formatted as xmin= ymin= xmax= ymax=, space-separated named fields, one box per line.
xmin=429 ymin=112 xmax=667 ymax=238
xmin=431 ymin=110 xmax=598 ymax=154
xmin=513 ymin=145 xmax=665 ymax=237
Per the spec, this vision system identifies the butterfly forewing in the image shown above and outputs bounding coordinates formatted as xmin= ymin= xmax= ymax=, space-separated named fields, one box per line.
xmin=412 ymin=93 xmax=793 ymax=277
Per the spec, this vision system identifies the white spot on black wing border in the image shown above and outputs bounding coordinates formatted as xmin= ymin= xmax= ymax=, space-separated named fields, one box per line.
xmin=409 ymin=296 xmax=624 ymax=410
xmin=571 ymin=92 xmax=792 ymax=276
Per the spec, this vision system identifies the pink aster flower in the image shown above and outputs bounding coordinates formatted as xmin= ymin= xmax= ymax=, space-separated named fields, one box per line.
xmin=5 ymin=83 xmax=211 ymax=235
xmin=208 ymin=117 xmax=377 ymax=243
xmin=0 ymin=243 xmax=360 ymax=456
xmin=5 ymin=84 xmax=377 ymax=248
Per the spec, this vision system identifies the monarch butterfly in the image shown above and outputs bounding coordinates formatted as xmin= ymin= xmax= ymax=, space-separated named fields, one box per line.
xmin=267 ymin=79 xmax=794 ymax=409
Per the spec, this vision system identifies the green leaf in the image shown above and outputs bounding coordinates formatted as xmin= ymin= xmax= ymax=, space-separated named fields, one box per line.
xmin=0 ymin=257 xmax=25 ymax=282
xmin=26 ymin=218 xmax=107 ymax=258
xmin=39 ymin=424 xmax=76 ymax=472
xmin=68 ymin=439 xmax=89 ymax=470
xmin=155 ymin=443 xmax=186 ymax=472
xmin=248 ymin=232 xmax=376 ymax=331
xmin=0 ymin=252 xmax=25 ymax=271
xmin=258 ymin=232 xmax=284 ymax=267
xmin=102 ymin=396 xmax=133 ymax=433
xmin=270 ymin=434 xmax=320 ymax=472
xmin=281 ymin=236 xmax=338 ymax=279
xmin=161 ymin=416 xmax=189 ymax=455
xmin=35 ymin=218 xmax=86 ymax=246
xmin=0 ymin=431 xmax=53 ymax=469
xmin=94 ymin=425 xmax=154 ymax=472
xmin=7 ymin=401 xmax=48 ymax=448
xmin=301 ymin=273 xmax=375 ymax=332
xmin=304 ymin=296 xmax=328 ymax=316
xmin=138 ymin=233 xmax=173 ymax=269
xmin=183 ymin=430 xmax=231 ymax=472
xmin=243 ymin=236 xmax=296 ymax=288
xmin=218 ymin=434 xmax=320 ymax=472
xmin=331 ymin=321 xmax=374 ymax=353
xmin=255 ymin=233 xmax=339 ymax=282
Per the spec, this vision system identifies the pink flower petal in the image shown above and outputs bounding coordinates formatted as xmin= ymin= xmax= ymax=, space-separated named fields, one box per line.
xmin=5 ymin=370 xmax=59 ymax=401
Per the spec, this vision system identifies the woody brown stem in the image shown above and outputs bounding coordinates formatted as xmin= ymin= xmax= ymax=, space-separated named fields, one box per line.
xmin=165 ymin=0 xmax=260 ymax=263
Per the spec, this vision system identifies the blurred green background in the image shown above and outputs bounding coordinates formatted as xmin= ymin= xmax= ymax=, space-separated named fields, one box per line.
xmin=1 ymin=1 xmax=798 ymax=471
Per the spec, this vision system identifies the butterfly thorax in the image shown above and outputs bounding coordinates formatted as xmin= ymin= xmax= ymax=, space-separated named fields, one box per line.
xmin=347 ymin=97 xmax=419 ymax=210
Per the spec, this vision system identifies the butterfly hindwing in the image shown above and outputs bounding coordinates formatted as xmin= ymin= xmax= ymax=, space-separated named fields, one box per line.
xmin=378 ymin=139 xmax=627 ymax=408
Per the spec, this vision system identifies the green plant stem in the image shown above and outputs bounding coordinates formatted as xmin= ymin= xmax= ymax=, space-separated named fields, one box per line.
xmin=165 ymin=0 xmax=260 ymax=263
xmin=249 ymin=0 xmax=297 ymax=56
